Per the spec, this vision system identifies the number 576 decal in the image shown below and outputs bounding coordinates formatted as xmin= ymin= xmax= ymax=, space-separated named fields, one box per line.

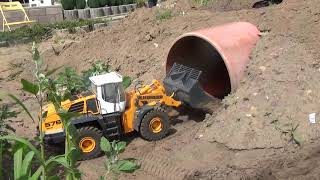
xmin=45 ymin=120 xmax=62 ymax=129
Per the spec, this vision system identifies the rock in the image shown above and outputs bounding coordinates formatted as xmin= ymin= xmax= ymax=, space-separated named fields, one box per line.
xmin=111 ymin=6 xmax=120 ymax=15
xmin=63 ymin=10 xmax=78 ymax=20
xmin=77 ymin=9 xmax=91 ymax=19
xmin=93 ymin=23 xmax=107 ymax=30
xmin=90 ymin=8 xmax=104 ymax=19
xmin=0 ymin=41 xmax=9 ymax=47
xmin=102 ymin=7 xmax=112 ymax=16
xmin=119 ymin=5 xmax=127 ymax=14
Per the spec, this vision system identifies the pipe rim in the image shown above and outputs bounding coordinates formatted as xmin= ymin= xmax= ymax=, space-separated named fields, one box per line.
xmin=167 ymin=32 xmax=236 ymax=93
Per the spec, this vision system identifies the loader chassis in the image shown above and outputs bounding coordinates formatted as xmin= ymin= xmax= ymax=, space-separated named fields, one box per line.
xmin=42 ymin=63 xmax=208 ymax=160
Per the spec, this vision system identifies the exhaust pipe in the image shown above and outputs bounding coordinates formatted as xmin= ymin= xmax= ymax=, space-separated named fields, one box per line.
xmin=166 ymin=22 xmax=260 ymax=100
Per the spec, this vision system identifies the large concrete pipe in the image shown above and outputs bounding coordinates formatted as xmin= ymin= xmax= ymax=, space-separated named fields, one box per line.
xmin=166 ymin=22 xmax=260 ymax=98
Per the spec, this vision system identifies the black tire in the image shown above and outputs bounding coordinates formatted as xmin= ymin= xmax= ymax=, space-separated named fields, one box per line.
xmin=139 ymin=107 xmax=170 ymax=141
xmin=76 ymin=126 xmax=102 ymax=160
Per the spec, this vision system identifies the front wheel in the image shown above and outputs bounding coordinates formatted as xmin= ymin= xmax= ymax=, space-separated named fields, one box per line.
xmin=76 ymin=126 xmax=102 ymax=160
xmin=139 ymin=107 xmax=170 ymax=141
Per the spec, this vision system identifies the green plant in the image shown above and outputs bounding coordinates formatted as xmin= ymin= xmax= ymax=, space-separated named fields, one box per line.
xmin=100 ymin=137 xmax=139 ymax=179
xmin=82 ymin=61 xmax=110 ymax=88
xmin=54 ymin=61 xmax=131 ymax=97
xmin=109 ymin=0 xmax=117 ymax=6
xmin=134 ymin=0 xmax=146 ymax=7
xmin=0 ymin=19 xmax=110 ymax=44
xmin=192 ymin=0 xmax=210 ymax=6
xmin=99 ymin=0 xmax=108 ymax=7
xmin=0 ymin=100 xmax=17 ymax=178
xmin=122 ymin=76 xmax=132 ymax=89
xmin=1 ymin=43 xmax=81 ymax=180
xmin=87 ymin=0 xmax=100 ymax=8
xmin=126 ymin=0 xmax=134 ymax=4
xmin=155 ymin=8 xmax=173 ymax=21
xmin=55 ymin=67 xmax=86 ymax=97
xmin=61 ymin=0 xmax=76 ymax=10
xmin=0 ymin=101 xmax=17 ymax=136
xmin=76 ymin=0 xmax=86 ymax=9
xmin=275 ymin=123 xmax=302 ymax=146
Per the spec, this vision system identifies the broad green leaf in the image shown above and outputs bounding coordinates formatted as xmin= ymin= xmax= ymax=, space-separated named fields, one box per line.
xmin=67 ymin=124 xmax=78 ymax=137
xmin=30 ymin=166 xmax=43 ymax=180
xmin=100 ymin=137 xmax=111 ymax=153
xmin=116 ymin=160 xmax=140 ymax=173
xmin=122 ymin=76 xmax=132 ymax=89
xmin=58 ymin=111 xmax=79 ymax=122
xmin=32 ymin=42 xmax=40 ymax=62
xmin=21 ymin=151 xmax=35 ymax=176
xmin=45 ymin=65 xmax=63 ymax=77
xmin=111 ymin=140 xmax=116 ymax=150
xmin=21 ymin=79 xmax=39 ymax=95
xmin=14 ymin=148 xmax=23 ymax=180
xmin=293 ymin=132 xmax=302 ymax=146
xmin=67 ymin=124 xmax=79 ymax=145
xmin=8 ymin=94 xmax=35 ymax=123
xmin=73 ymin=170 xmax=82 ymax=179
xmin=45 ymin=155 xmax=72 ymax=171
xmin=0 ymin=136 xmax=42 ymax=164
xmin=67 ymin=147 xmax=81 ymax=162
xmin=44 ymin=155 xmax=64 ymax=173
xmin=48 ymin=176 xmax=60 ymax=180
xmin=115 ymin=141 xmax=126 ymax=153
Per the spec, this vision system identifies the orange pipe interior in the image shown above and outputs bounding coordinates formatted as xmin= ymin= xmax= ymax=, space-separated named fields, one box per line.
xmin=166 ymin=36 xmax=231 ymax=98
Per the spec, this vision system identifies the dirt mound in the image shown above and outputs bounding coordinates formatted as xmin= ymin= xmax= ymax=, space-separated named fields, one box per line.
xmin=41 ymin=0 xmax=319 ymax=158
xmin=2 ymin=0 xmax=320 ymax=179
xmin=202 ymin=0 xmax=320 ymax=150
xmin=203 ymin=0 xmax=256 ymax=11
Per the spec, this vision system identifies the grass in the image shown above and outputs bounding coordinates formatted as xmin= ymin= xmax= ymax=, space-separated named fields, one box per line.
xmin=0 ymin=19 xmax=110 ymax=43
xmin=155 ymin=8 xmax=174 ymax=21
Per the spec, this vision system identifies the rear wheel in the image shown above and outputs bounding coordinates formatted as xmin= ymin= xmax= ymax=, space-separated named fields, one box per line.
xmin=76 ymin=126 xmax=102 ymax=160
xmin=140 ymin=107 xmax=170 ymax=141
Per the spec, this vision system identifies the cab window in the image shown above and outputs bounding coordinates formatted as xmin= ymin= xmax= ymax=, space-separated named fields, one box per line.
xmin=101 ymin=83 xmax=125 ymax=103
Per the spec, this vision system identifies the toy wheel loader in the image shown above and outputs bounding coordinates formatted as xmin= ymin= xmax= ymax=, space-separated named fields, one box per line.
xmin=42 ymin=63 xmax=213 ymax=159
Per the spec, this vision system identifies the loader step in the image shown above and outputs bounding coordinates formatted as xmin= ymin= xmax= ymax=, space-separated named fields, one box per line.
xmin=101 ymin=113 xmax=122 ymax=138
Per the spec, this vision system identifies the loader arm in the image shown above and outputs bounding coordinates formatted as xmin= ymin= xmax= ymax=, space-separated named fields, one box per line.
xmin=122 ymin=79 xmax=182 ymax=133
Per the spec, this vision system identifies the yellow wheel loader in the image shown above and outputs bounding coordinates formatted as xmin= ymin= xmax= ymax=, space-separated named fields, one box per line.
xmin=42 ymin=63 xmax=213 ymax=159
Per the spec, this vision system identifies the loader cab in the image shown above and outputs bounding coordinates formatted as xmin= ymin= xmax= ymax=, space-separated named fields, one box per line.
xmin=89 ymin=72 xmax=126 ymax=115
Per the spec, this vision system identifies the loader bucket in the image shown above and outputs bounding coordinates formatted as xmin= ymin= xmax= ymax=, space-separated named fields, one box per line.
xmin=166 ymin=22 xmax=260 ymax=99
xmin=163 ymin=63 xmax=216 ymax=109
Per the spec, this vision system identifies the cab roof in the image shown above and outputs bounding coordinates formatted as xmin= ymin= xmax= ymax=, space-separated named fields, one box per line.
xmin=89 ymin=72 xmax=123 ymax=86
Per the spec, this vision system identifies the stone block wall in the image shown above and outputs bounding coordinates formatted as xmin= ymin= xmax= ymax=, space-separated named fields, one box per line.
xmin=27 ymin=5 xmax=63 ymax=23
xmin=0 ymin=5 xmax=63 ymax=30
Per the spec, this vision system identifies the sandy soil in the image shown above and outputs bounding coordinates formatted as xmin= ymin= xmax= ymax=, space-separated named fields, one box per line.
xmin=1 ymin=0 xmax=320 ymax=179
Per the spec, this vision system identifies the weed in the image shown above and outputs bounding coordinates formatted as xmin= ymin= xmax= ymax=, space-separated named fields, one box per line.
xmin=0 ymin=101 xmax=17 ymax=136
xmin=192 ymin=0 xmax=210 ymax=6
xmin=0 ymin=19 xmax=110 ymax=43
xmin=53 ymin=60 xmax=132 ymax=96
xmin=82 ymin=61 xmax=111 ymax=87
xmin=100 ymin=137 xmax=140 ymax=179
xmin=6 ymin=62 xmax=24 ymax=81
xmin=156 ymin=8 xmax=174 ymax=21
xmin=55 ymin=67 xmax=86 ymax=97
xmin=53 ymin=35 xmax=64 ymax=44
xmin=135 ymin=0 xmax=146 ymax=7
xmin=275 ymin=123 xmax=302 ymax=146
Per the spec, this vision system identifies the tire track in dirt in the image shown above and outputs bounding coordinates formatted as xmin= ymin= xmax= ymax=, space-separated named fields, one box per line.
xmin=138 ymin=152 xmax=193 ymax=180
